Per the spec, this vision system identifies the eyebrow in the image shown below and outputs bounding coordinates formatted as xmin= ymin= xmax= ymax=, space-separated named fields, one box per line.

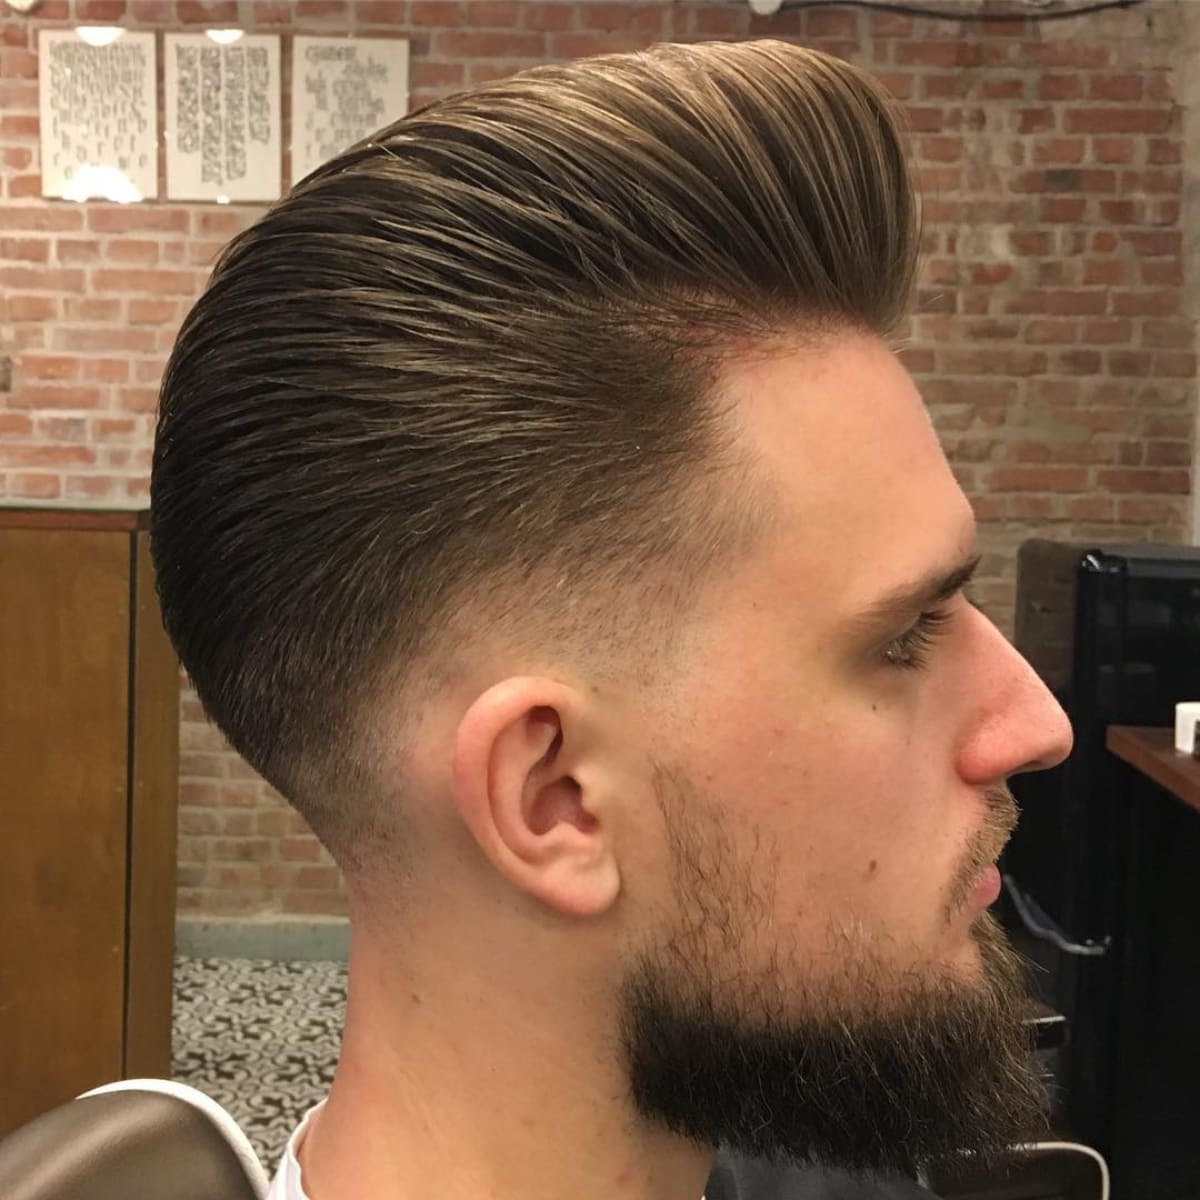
xmin=846 ymin=552 xmax=983 ymax=638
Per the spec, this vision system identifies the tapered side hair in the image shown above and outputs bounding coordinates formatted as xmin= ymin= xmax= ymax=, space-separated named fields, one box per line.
xmin=151 ymin=39 xmax=919 ymax=871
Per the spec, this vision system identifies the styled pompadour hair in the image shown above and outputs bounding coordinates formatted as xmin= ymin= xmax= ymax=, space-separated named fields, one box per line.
xmin=151 ymin=39 xmax=919 ymax=870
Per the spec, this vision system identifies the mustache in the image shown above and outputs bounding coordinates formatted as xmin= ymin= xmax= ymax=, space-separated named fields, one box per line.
xmin=946 ymin=785 xmax=1019 ymax=918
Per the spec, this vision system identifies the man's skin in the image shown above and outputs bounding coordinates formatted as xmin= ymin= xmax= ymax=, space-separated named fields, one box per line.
xmin=295 ymin=332 xmax=1073 ymax=1200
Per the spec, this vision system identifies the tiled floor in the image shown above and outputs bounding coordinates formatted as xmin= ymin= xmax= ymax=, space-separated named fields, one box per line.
xmin=171 ymin=957 xmax=347 ymax=1171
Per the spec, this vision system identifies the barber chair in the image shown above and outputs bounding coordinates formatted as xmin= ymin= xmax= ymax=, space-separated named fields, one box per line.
xmin=0 ymin=1079 xmax=269 ymax=1200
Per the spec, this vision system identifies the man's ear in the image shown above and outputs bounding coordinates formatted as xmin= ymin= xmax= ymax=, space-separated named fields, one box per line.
xmin=451 ymin=677 xmax=620 ymax=917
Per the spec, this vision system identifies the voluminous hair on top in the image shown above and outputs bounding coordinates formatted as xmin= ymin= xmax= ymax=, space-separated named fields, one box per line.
xmin=151 ymin=39 xmax=919 ymax=872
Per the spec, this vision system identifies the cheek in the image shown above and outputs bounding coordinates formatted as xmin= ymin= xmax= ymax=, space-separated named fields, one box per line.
xmin=702 ymin=708 xmax=962 ymax=945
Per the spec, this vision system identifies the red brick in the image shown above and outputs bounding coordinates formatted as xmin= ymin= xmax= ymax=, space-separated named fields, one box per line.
xmin=1142 ymin=320 xmax=1193 ymax=349
xmin=0 ymin=207 xmax=82 ymax=232
xmin=52 ymin=327 xmax=158 ymax=353
xmin=1023 ymin=319 xmax=1078 ymax=345
xmin=56 ymin=239 xmax=102 ymax=264
xmin=1120 ymin=168 xmax=1181 ymax=194
xmin=21 ymin=354 xmax=78 ymax=381
xmin=88 ymin=207 xmax=189 ymax=234
xmin=410 ymin=0 xmax=463 ymax=22
xmin=295 ymin=865 xmax=341 ymax=889
xmin=118 ymin=387 xmax=162 ymax=412
xmin=1155 ymin=352 xmax=1197 ymax=378
xmin=1089 ymin=74 xmax=1143 ymax=102
xmin=1106 ymin=350 xmax=1153 ymax=377
xmin=1032 ymin=138 xmax=1084 ymax=165
xmin=281 ymin=836 xmax=322 ymax=862
xmin=135 ymin=360 xmax=166 ymax=383
xmin=938 ymin=347 xmax=1047 ymax=377
xmin=11 ymin=473 xmax=63 ymax=499
xmin=1113 ymin=290 xmax=1179 ymax=317
xmin=1147 ymin=139 xmax=1181 ymax=165
xmin=1024 ymin=41 xmax=1111 ymax=70
xmin=76 ymin=0 xmax=127 ymax=16
xmin=128 ymin=298 xmax=180 ymax=325
xmin=0 ymin=443 xmax=96 ymax=468
xmin=920 ymin=136 xmax=962 ymax=163
xmin=1 ymin=147 xmax=32 ymax=171
xmin=0 ymin=81 xmax=37 ymax=109
xmin=987 ymin=466 xmax=1089 ymax=493
xmin=410 ymin=59 xmax=466 ymax=89
xmin=129 ymin=0 xmax=173 ymax=17
xmin=6 ymin=295 xmax=58 ymax=321
xmin=0 ymin=413 xmax=33 ymax=436
xmin=250 ymin=0 xmax=293 ymax=21
xmin=0 ymin=115 xmax=38 ymax=140
xmin=1092 ymin=137 xmax=1134 ymax=165
xmin=980 ymin=78 xmax=1024 ymax=101
xmin=1151 ymin=199 xmax=1180 ymax=225
xmin=94 ymin=417 xmax=138 ymax=440
xmin=0 ymin=49 xmax=37 ymax=78
xmin=1044 ymin=290 xmax=1107 ymax=316
xmin=436 ymin=30 xmax=544 ymax=56
xmin=255 ymin=810 xmax=290 ymax=837
xmin=1082 ymin=259 xmax=1127 ymax=286
xmin=1140 ymin=260 xmax=1183 ymax=287
xmin=579 ymin=1 xmax=659 ymax=32
xmin=687 ymin=4 xmax=739 ymax=36
xmin=1055 ymin=350 xmax=1102 ymax=375
xmin=1009 ymin=230 xmax=1052 ymax=256
xmin=1146 ymin=441 xmax=1190 ymax=468
xmin=107 ymin=240 xmax=161 ymax=265
xmin=92 ymin=269 xmax=198 ymax=294
xmin=1097 ymin=468 xmax=1188 ymax=494
xmin=1141 ymin=413 xmax=1192 ymax=439
xmin=1082 ymin=319 xmax=1132 ymax=345
xmin=63 ymin=297 xmax=123 ymax=321
xmin=549 ymin=31 xmax=641 ymax=57
xmin=0 ymin=237 xmax=49 ymax=263
xmin=1064 ymin=108 xmax=1173 ymax=135
xmin=0 ymin=267 xmax=84 ymax=293
xmin=8 ymin=384 xmax=104 ymax=409
xmin=895 ymin=41 xmax=979 ymax=68
xmin=1065 ymin=496 xmax=1116 ymax=521
xmin=1018 ymin=108 xmax=1054 ymax=135
xmin=1117 ymin=498 xmax=1181 ymax=523
xmin=177 ymin=0 xmax=239 ymax=21
xmin=1040 ymin=196 xmax=1085 ymax=222
xmin=82 ymin=359 xmax=130 ymax=383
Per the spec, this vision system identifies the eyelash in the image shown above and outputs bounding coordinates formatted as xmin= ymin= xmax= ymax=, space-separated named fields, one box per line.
xmin=883 ymin=607 xmax=954 ymax=671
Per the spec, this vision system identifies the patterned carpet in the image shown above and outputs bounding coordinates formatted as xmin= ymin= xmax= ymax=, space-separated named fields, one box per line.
xmin=172 ymin=957 xmax=347 ymax=1171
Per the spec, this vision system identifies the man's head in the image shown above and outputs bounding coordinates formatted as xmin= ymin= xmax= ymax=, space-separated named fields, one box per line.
xmin=151 ymin=39 xmax=1072 ymax=1178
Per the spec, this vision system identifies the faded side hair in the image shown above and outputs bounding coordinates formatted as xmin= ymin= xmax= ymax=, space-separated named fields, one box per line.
xmin=150 ymin=39 xmax=919 ymax=871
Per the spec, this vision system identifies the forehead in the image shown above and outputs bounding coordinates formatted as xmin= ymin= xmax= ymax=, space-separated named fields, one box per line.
xmin=717 ymin=334 xmax=975 ymax=602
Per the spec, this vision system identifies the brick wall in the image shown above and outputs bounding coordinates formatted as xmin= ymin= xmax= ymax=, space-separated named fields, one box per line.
xmin=1 ymin=0 xmax=1194 ymax=919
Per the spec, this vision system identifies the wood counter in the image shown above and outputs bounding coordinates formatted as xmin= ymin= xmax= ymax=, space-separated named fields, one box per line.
xmin=1106 ymin=725 xmax=1200 ymax=814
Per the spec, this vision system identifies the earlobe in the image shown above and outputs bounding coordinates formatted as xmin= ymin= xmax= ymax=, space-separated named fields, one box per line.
xmin=452 ymin=678 xmax=620 ymax=917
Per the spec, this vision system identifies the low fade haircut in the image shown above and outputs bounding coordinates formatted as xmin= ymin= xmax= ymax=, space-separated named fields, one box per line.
xmin=151 ymin=39 xmax=919 ymax=874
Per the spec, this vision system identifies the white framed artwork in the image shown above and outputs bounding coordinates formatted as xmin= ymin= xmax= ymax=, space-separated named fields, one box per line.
xmin=291 ymin=36 xmax=409 ymax=185
xmin=164 ymin=32 xmax=281 ymax=202
xmin=38 ymin=29 xmax=158 ymax=202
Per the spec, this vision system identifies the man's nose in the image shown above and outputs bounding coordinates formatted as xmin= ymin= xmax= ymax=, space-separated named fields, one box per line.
xmin=955 ymin=613 xmax=1074 ymax=786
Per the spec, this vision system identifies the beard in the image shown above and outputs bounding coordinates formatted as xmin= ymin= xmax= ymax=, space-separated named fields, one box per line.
xmin=618 ymin=766 xmax=1048 ymax=1181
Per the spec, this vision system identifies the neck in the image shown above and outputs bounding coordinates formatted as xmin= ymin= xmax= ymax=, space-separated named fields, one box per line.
xmin=298 ymin=921 xmax=714 ymax=1200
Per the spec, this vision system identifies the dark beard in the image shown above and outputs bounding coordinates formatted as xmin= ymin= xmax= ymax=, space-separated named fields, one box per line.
xmin=619 ymin=910 xmax=1049 ymax=1181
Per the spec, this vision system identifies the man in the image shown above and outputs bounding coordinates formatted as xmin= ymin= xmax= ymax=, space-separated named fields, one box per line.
xmin=151 ymin=39 xmax=1072 ymax=1200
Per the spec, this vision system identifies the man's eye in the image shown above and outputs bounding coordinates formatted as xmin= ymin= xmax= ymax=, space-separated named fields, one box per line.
xmin=883 ymin=608 xmax=953 ymax=671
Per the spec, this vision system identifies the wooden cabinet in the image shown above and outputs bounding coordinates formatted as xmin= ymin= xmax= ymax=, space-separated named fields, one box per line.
xmin=0 ymin=509 xmax=178 ymax=1137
